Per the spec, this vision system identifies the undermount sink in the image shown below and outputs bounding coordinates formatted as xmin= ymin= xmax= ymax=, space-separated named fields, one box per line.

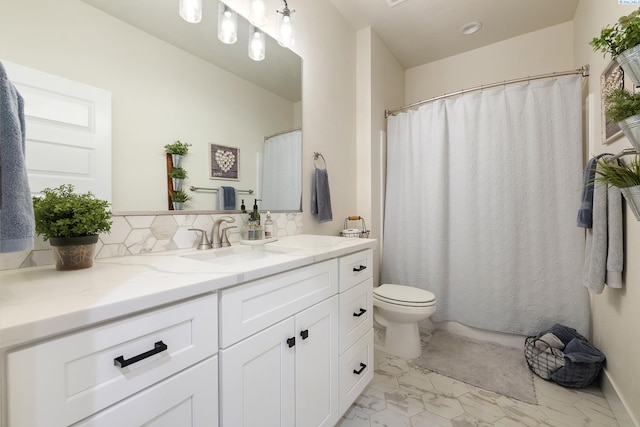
xmin=180 ymin=245 xmax=296 ymax=266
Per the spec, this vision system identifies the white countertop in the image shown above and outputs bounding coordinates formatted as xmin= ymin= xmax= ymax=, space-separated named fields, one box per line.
xmin=0 ymin=235 xmax=376 ymax=349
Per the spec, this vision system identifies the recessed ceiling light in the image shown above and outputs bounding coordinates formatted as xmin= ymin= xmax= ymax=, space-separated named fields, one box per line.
xmin=460 ymin=21 xmax=482 ymax=35
xmin=387 ymin=0 xmax=409 ymax=7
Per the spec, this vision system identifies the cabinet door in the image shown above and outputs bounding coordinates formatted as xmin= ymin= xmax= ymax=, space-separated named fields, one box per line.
xmin=72 ymin=356 xmax=218 ymax=427
xmin=295 ymin=296 xmax=339 ymax=427
xmin=220 ymin=318 xmax=295 ymax=427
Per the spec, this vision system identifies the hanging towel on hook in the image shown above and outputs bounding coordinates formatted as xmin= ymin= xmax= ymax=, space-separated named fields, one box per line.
xmin=311 ymin=166 xmax=333 ymax=223
xmin=577 ymin=154 xmax=610 ymax=228
xmin=0 ymin=61 xmax=34 ymax=253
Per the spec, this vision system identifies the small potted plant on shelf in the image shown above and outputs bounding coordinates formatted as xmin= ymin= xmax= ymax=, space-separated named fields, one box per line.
xmin=169 ymin=190 xmax=192 ymax=211
xmin=591 ymin=7 xmax=640 ymax=86
xmin=603 ymin=88 xmax=640 ymax=152
xmin=164 ymin=140 xmax=192 ymax=167
xmin=32 ymin=184 xmax=112 ymax=270
xmin=169 ymin=167 xmax=188 ymax=191
xmin=594 ymin=155 xmax=640 ymax=220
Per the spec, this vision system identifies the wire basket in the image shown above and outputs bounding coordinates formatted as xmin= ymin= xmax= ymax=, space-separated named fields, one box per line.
xmin=524 ymin=336 xmax=602 ymax=388
xmin=340 ymin=216 xmax=370 ymax=238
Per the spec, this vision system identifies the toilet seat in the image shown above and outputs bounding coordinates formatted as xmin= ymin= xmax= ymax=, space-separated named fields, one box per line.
xmin=373 ymin=284 xmax=436 ymax=307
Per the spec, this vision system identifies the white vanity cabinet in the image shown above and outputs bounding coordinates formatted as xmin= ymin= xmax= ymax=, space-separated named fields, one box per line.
xmin=5 ymin=294 xmax=219 ymax=427
xmin=337 ymin=249 xmax=374 ymax=414
xmin=219 ymin=260 xmax=340 ymax=427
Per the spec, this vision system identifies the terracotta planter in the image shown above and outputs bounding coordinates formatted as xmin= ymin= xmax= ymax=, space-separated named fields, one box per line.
xmin=49 ymin=235 xmax=99 ymax=271
xmin=617 ymin=45 xmax=640 ymax=87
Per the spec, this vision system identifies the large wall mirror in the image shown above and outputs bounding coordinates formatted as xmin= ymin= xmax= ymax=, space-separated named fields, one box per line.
xmin=0 ymin=0 xmax=302 ymax=213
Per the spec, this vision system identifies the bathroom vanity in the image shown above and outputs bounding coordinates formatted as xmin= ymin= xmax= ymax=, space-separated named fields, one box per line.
xmin=0 ymin=235 xmax=375 ymax=426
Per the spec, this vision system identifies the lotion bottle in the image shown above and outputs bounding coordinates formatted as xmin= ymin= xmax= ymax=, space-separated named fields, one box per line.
xmin=264 ymin=211 xmax=273 ymax=238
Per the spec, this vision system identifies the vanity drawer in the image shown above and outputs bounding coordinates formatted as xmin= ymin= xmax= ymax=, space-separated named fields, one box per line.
xmin=339 ymin=329 xmax=374 ymax=415
xmin=219 ymin=259 xmax=338 ymax=348
xmin=339 ymin=249 xmax=373 ymax=292
xmin=339 ymin=278 xmax=373 ymax=353
xmin=7 ymin=294 xmax=218 ymax=427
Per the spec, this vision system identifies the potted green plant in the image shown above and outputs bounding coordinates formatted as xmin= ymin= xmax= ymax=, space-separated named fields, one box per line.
xmin=164 ymin=140 xmax=192 ymax=168
xmin=169 ymin=167 xmax=188 ymax=191
xmin=594 ymin=155 xmax=640 ymax=220
xmin=32 ymin=184 xmax=112 ymax=270
xmin=169 ymin=190 xmax=192 ymax=210
xmin=591 ymin=8 xmax=640 ymax=86
xmin=603 ymin=88 xmax=640 ymax=152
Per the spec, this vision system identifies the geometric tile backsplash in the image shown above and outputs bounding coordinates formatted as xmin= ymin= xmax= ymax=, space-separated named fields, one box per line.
xmin=0 ymin=211 xmax=302 ymax=271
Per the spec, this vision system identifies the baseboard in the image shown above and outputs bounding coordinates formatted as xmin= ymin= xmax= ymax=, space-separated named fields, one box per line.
xmin=600 ymin=369 xmax=639 ymax=427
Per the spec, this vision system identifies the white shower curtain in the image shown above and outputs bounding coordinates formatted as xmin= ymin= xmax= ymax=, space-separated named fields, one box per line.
xmin=382 ymin=76 xmax=589 ymax=336
xmin=261 ymin=129 xmax=302 ymax=211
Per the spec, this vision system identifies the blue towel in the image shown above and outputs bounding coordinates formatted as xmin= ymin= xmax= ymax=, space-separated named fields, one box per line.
xmin=577 ymin=154 xmax=611 ymax=228
xmin=563 ymin=338 xmax=606 ymax=364
xmin=0 ymin=61 xmax=34 ymax=253
xmin=537 ymin=324 xmax=587 ymax=345
xmin=218 ymin=186 xmax=236 ymax=210
xmin=311 ymin=167 xmax=333 ymax=223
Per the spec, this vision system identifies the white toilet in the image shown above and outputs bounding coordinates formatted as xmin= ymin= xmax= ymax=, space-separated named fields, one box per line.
xmin=373 ymin=284 xmax=437 ymax=359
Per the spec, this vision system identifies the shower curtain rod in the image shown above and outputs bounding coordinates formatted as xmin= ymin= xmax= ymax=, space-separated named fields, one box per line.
xmin=264 ymin=127 xmax=301 ymax=141
xmin=385 ymin=65 xmax=590 ymax=118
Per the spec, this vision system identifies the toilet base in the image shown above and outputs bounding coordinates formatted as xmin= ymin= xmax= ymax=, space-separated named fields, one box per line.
xmin=380 ymin=321 xmax=423 ymax=359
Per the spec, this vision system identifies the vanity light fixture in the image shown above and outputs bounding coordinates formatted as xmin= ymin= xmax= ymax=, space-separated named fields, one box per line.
xmin=218 ymin=2 xmax=238 ymax=44
xmin=179 ymin=0 xmax=202 ymax=23
xmin=276 ymin=0 xmax=295 ymax=48
xmin=249 ymin=0 xmax=267 ymax=27
xmin=248 ymin=25 xmax=266 ymax=61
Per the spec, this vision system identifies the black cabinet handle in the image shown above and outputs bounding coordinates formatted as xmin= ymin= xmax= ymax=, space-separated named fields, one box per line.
xmin=353 ymin=265 xmax=367 ymax=272
xmin=300 ymin=329 xmax=309 ymax=340
xmin=353 ymin=308 xmax=367 ymax=317
xmin=353 ymin=363 xmax=367 ymax=375
xmin=287 ymin=337 xmax=296 ymax=348
xmin=114 ymin=341 xmax=167 ymax=368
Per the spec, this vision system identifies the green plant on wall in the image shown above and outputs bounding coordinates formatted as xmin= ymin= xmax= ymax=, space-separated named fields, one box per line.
xmin=594 ymin=156 xmax=640 ymax=188
xmin=590 ymin=8 xmax=640 ymax=57
xmin=164 ymin=140 xmax=192 ymax=155
xmin=169 ymin=167 xmax=188 ymax=179
xmin=603 ymin=88 xmax=640 ymax=122
xmin=32 ymin=184 xmax=112 ymax=241
xmin=169 ymin=190 xmax=193 ymax=203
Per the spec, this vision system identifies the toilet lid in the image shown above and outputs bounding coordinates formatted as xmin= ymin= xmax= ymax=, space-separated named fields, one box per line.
xmin=374 ymin=284 xmax=436 ymax=305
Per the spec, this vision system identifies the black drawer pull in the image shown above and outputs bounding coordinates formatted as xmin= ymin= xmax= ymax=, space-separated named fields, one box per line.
xmin=114 ymin=341 xmax=167 ymax=368
xmin=353 ymin=363 xmax=367 ymax=375
xmin=353 ymin=308 xmax=367 ymax=317
xmin=353 ymin=265 xmax=367 ymax=272
xmin=287 ymin=337 xmax=296 ymax=348
xmin=300 ymin=329 xmax=309 ymax=340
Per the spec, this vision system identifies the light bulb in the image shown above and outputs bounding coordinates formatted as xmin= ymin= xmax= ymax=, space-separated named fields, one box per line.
xmin=218 ymin=2 xmax=238 ymax=44
xmin=249 ymin=0 xmax=267 ymax=27
xmin=278 ymin=14 xmax=295 ymax=47
xmin=249 ymin=26 xmax=266 ymax=61
xmin=179 ymin=0 xmax=202 ymax=23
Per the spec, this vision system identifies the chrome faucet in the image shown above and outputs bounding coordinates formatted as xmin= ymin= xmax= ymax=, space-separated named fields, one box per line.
xmin=212 ymin=216 xmax=236 ymax=248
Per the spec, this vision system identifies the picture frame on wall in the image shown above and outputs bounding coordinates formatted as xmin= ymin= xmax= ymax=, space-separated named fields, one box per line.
xmin=601 ymin=60 xmax=626 ymax=145
xmin=209 ymin=143 xmax=240 ymax=180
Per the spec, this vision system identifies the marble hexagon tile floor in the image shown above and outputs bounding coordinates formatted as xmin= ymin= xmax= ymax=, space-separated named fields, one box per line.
xmin=336 ymin=332 xmax=619 ymax=427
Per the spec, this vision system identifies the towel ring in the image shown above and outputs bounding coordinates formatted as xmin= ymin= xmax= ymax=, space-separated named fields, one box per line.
xmin=313 ymin=152 xmax=326 ymax=169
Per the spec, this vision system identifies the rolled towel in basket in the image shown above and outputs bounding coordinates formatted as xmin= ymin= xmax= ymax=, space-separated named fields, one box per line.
xmin=535 ymin=333 xmax=565 ymax=351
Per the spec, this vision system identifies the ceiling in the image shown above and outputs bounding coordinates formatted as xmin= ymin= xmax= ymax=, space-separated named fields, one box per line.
xmin=329 ymin=0 xmax=580 ymax=69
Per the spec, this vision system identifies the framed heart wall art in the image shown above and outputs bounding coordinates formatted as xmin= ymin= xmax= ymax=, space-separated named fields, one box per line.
xmin=209 ymin=143 xmax=240 ymax=180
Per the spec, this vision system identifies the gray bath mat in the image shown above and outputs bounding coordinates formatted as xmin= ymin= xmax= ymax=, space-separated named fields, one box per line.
xmin=414 ymin=330 xmax=537 ymax=404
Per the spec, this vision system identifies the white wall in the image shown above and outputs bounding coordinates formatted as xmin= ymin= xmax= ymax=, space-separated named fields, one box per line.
xmin=574 ymin=1 xmax=640 ymax=424
xmin=0 ymin=0 xmax=295 ymax=212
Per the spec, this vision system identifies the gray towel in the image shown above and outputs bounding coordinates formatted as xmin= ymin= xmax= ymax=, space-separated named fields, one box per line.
xmin=218 ymin=186 xmax=236 ymax=210
xmin=583 ymin=159 xmax=623 ymax=293
xmin=311 ymin=167 xmax=333 ymax=223
xmin=0 ymin=61 xmax=34 ymax=253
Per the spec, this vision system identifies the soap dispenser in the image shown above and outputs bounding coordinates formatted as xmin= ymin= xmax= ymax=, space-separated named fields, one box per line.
xmin=240 ymin=199 xmax=246 ymax=213
xmin=252 ymin=199 xmax=261 ymax=225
